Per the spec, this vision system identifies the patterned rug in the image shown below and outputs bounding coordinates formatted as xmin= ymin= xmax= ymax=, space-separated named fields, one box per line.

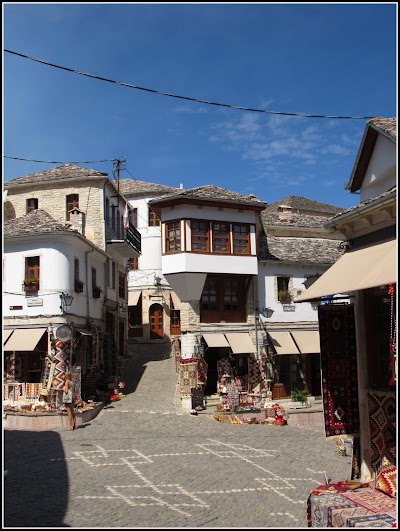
xmin=197 ymin=358 xmax=208 ymax=385
xmin=179 ymin=362 xmax=198 ymax=397
xmin=367 ymin=389 xmax=396 ymax=477
xmin=52 ymin=340 xmax=70 ymax=389
xmin=307 ymin=485 xmax=397 ymax=528
xmin=342 ymin=489 xmax=397 ymax=517
xmin=318 ymin=304 xmax=359 ymax=437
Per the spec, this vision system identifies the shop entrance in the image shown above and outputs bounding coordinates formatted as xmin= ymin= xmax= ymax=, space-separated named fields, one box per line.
xmin=204 ymin=349 xmax=218 ymax=394
xmin=149 ymin=303 xmax=164 ymax=339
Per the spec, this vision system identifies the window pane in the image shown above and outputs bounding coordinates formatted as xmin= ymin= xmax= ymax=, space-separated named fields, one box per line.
xmin=192 ymin=221 xmax=209 ymax=252
xmin=166 ymin=222 xmax=181 ymax=252
xmin=233 ymin=224 xmax=249 ymax=254
xmin=212 ymin=222 xmax=230 ymax=253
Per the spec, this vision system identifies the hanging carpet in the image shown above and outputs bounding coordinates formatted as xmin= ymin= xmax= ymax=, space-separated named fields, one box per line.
xmin=179 ymin=362 xmax=198 ymax=397
xmin=367 ymin=388 xmax=396 ymax=477
xmin=318 ymin=304 xmax=360 ymax=437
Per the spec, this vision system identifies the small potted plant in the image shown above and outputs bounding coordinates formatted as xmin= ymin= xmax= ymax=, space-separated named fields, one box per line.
xmin=93 ymin=286 xmax=102 ymax=299
xmin=74 ymin=280 xmax=84 ymax=293
xmin=290 ymin=388 xmax=309 ymax=408
xmin=23 ymin=277 xmax=40 ymax=292
xmin=278 ymin=289 xmax=292 ymax=304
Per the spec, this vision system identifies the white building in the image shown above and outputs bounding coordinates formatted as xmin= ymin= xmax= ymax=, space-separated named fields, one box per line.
xmin=3 ymin=164 xmax=141 ymax=399
xmin=118 ymin=179 xmax=181 ymax=342
xmin=297 ymin=117 xmax=396 ymax=482
xmin=148 ymin=185 xmax=268 ymax=407
xmin=257 ymin=196 xmax=345 ymax=398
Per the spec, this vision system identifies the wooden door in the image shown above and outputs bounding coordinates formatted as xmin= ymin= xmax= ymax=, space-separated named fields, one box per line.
xmin=150 ymin=304 xmax=164 ymax=339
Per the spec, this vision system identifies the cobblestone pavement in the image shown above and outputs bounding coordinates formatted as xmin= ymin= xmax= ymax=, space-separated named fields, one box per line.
xmin=4 ymin=344 xmax=353 ymax=528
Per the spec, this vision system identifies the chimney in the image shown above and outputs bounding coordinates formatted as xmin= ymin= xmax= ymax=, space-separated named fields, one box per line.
xmin=69 ymin=208 xmax=85 ymax=235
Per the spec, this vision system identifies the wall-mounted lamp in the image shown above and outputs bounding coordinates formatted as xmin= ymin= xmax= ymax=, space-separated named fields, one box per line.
xmin=60 ymin=291 xmax=74 ymax=314
xmin=262 ymin=307 xmax=274 ymax=318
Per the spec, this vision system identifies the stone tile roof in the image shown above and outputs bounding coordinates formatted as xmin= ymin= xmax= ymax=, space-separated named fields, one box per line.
xmin=258 ymin=234 xmax=343 ymax=264
xmin=261 ymin=196 xmax=344 ymax=228
xmin=4 ymin=209 xmax=78 ymax=238
xmin=4 ymin=163 xmax=108 ymax=186
xmin=149 ymin=185 xmax=267 ymax=207
xmin=118 ymin=178 xmax=180 ymax=195
xmin=324 ymin=186 xmax=397 ymax=226
xmin=368 ymin=117 xmax=397 ymax=141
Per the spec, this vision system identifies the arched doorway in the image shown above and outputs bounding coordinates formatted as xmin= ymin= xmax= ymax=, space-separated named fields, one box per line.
xmin=149 ymin=303 xmax=164 ymax=339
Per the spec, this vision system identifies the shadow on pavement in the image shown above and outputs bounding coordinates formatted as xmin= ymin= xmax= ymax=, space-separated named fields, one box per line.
xmin=4 ymin=430 xmax=69 ymax=527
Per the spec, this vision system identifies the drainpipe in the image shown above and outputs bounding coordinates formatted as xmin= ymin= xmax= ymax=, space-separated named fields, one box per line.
xmin=85 ymin=247 xmax=94 ymax=326
xmin=253 ymin=275 xmax=259 ymax=360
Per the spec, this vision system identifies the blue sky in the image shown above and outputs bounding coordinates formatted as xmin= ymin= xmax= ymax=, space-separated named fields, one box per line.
xmin=3 ymin=3 xmax=397 ymax=209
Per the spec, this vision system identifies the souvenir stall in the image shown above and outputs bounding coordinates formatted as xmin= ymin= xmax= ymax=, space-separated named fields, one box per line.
xmin=3 ymin=326 xmax=106 ymax=428
xmin=296 ymin=279 xmax=397 ymax=528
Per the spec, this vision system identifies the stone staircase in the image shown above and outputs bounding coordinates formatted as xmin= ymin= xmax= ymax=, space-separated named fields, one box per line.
xmin=202 ymin=393 xmax=221 ymax=415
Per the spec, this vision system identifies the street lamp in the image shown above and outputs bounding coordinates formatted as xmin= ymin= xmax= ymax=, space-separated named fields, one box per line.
xmin=60 ymin=292 xmax=74 ymax=314
xmin=262 ymin=307 xmax=274 ymax=318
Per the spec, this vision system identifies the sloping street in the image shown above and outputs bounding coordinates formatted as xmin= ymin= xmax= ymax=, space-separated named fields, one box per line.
xmin=4 ymin=344 xmax=353 ymax=528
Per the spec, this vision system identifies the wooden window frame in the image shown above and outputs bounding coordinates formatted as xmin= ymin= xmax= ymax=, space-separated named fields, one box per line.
xmin=212 ymin=222 xmax=231 ymax=254
xmin=118 ymin=272 xmax=126 ymax=299
xmin=232 ymin=223 xmax=251 ymax=255
xmin=149 ymin=209 xmax=160 ymax=227
xmin=128 ymin=257 xmax=139 ymax=271
xmin=191 ymin=220 xmax=210 ymax=253
xmin=277 ymin=276 xmax=291 ymax=303
xmin=24 ymin=256 xmax=40 ymax=291
xmin=129 ymin=208 xmax=138 ymax=227
xmin=165 ymin=221 xmax=181 ymax=253
xmin=200 ymin=274 xmax=246 ymax=323
xmin=170 ymin=294 xmax=181 ymax=336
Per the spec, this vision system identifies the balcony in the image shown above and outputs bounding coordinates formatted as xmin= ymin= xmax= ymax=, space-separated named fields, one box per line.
xmin=106 ymin=222 xmax=141 ymax=258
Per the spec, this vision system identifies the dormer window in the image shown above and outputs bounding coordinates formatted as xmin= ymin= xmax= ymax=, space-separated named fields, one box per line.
xmin=278 ymin=205 xmax=292 ymax=213
xmin=27 ymin=198 xmax=38 ymax=213
xmin=66 ymin=194 xmax=79 ymax=221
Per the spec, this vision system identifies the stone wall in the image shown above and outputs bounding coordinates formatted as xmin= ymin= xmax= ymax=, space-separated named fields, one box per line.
xmin=6 ymin=180 xmax=106 ymax=249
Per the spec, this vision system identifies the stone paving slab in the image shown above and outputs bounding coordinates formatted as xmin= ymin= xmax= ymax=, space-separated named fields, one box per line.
xmin=4 ymin=346 xmax=353 ymax=528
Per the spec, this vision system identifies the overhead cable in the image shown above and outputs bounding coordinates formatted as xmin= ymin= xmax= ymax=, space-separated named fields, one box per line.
xmin=4 ymin=155 xmax=115 ymax=164
xmin=5 ymin=49 xmax=375 ymax=120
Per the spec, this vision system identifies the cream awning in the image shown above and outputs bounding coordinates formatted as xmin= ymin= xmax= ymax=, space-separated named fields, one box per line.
xmin=296 ymin=240 xmax=396 ymax=302
xmin=4 ymin=330 xmax=14 ymax=345
xmin=268 ymin=331 xmax=300 ymax=355
xmin=202 ymin=333 xmax=230 ymax=348
xmin=170 ymin=291 xmax=181 ymax=310
xmin=4 ymin=328 xmax=46 ymax=351
xmin=128 ymin=290 xmax=142 ymax=306
xmin=225 ymin=333 xmax=257 ymax=354
xmin=290 ymin=331 xmax=320 ymax=354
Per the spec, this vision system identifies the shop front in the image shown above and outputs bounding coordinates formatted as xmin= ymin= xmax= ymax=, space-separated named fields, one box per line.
xmin=3 ymin=324 xmax=104 ymax=429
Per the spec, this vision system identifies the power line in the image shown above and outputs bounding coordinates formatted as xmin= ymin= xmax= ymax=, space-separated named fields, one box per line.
xmin=4 ymin=155 xmax=115 ymax=164
xmin=5 ymin=49 xmax=376 ymax=120
xmin=124 ymin=167 xmax=137 ymax=180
